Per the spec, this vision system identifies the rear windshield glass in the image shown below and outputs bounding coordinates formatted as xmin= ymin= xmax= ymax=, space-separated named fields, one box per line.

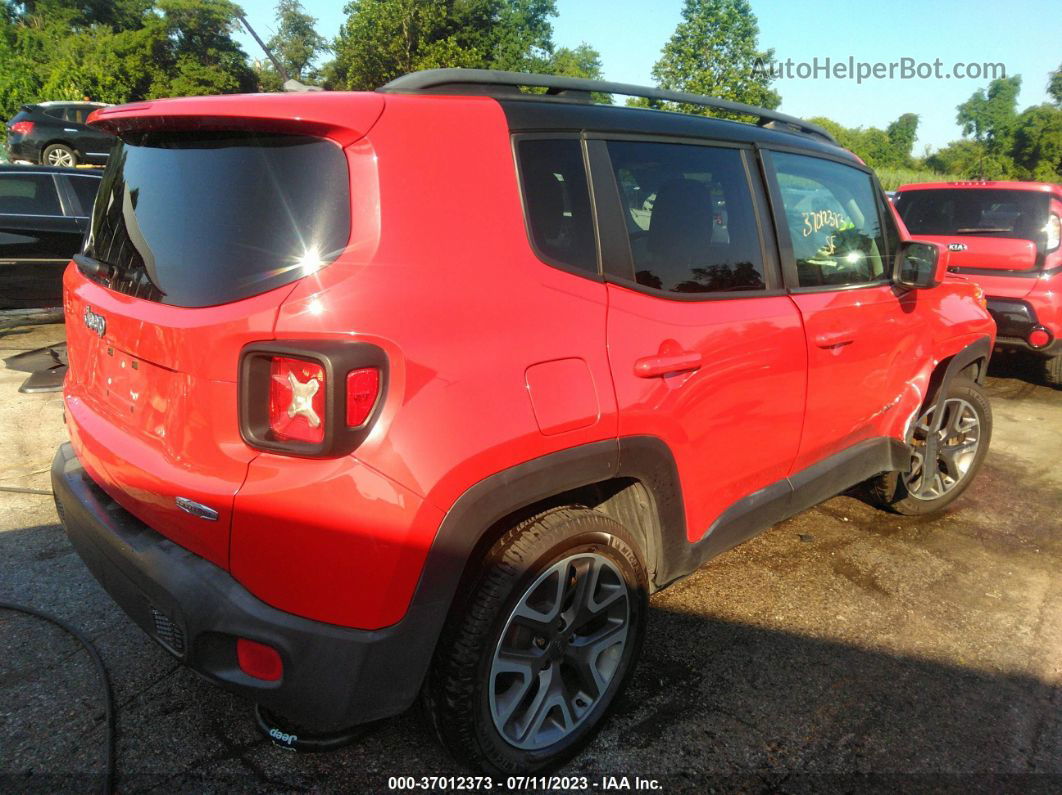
xmin=83 ymin=131 xmax=349 ymax=307
xmin=895 ymin=189 xmax=1049 ymax=243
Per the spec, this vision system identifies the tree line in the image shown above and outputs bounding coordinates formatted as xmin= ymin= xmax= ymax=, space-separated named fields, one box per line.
xmin=1 ymin=0 xmax=1058 ymax=182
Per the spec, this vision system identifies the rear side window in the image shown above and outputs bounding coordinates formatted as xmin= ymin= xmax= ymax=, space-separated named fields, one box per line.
xmin=895 ymin=189 xmax=1049 ymax=243
xmin=67 ymin=175 xmax=100 ymax=216
xmin=772 ymin=152 xmax=889 ymax=288
xmin=65 ymin=106 xmax=90 ymax=124
xmin=606 ymin=141 xmax=765 ymax=294
xmin=0 ymin=174 xmax=61 ymax=215
xmin=516 ymin=139 xmax=597 ymax=273
xmin=83 ymin=131 xmax=350 ymax=307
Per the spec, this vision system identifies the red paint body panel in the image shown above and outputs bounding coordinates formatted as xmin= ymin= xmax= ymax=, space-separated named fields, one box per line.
xmin=62 ymin=268 xmax=295 ymax=568
xmin=789 ymin=285 xmax=930 ymax=470
xmin=231 ymin=452 xmax=443 ymax=628
xmin=525 ymin=359 xmax=600 ymax=436
xmin=914 ymin=234 xmax=1037 ymax=271
xmin=605 ymin=286 xmax=807 ymax=541
xmin=1026 ymin=269 xmax=1062 ymax=339
xmin=61 ymin=90 xmax=997 ymax=636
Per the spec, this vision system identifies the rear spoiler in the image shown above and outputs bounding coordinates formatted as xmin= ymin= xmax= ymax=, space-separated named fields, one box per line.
xmin=86 ymin=93 xmax=386 ymax=147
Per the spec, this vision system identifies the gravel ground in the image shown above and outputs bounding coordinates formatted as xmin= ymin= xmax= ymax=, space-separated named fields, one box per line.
xmin=1 ymin=324 xmax=1060 ymax=793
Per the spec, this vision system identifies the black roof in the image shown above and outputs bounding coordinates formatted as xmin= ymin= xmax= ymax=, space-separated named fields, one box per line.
xmin=497 ymin=98 xmax=855 ymax=160
xmin=0 ymin=164 xmax=101 ymax=176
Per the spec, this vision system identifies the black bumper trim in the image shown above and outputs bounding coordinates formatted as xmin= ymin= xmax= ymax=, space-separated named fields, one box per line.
xmin=52 ymin=442 xmax=437 ymax=730
xmin=986 ymin=298 xmax=1039 ymax=339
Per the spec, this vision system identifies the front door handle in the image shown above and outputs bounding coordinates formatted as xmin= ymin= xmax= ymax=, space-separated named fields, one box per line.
xmin=634 ymin=351 xmax=703 ymax=378
xmin=814 ymin=331 xmax=854 ymax=349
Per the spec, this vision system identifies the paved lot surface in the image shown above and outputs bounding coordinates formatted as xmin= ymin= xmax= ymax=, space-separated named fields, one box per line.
xmin=1 ymin=323 xmax=1060 ymax=792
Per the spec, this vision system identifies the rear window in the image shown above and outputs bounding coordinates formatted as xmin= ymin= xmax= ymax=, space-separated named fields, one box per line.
xmin=83 ymin=130 xmax=350 ymax=307
xmin=895 ymin=189 xmax=1049 ymax=243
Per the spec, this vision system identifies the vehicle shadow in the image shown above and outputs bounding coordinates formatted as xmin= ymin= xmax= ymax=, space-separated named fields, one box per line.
xmin=988 ymin=350 xmax=1058 ymax=390
xmin=1 ymin=518 xmax=1058 ymax=792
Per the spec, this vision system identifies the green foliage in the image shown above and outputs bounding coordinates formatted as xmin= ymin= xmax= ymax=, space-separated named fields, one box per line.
xmin=541 ymin=42 xmax=610 ymax=103
xmin=650 ymin=0 xmax=779 ymax=118
xmin=0 ymin=0 xmax=257 ymax=119
xmin=1010 ymin=104 xmax=1062 ymax=181
xmin=874 ymin=167 xmax=959 ymax=192
xmin=1049 ymin=63 xmax=1061 ymax=107
xmin=327 ymin=0 xmax=558 ymax=91
xmin=806 ymin=113 xmax=920 ymax=170
xmin=934 ymin=69 xmax=1062 ymax=182
xmin=266 ymin=0 xmax=328 ymax=82
xmin=886 ymin=113 xmax=919 ymax=168
xmin=956 ymin=75 xmax=1021 ymax=155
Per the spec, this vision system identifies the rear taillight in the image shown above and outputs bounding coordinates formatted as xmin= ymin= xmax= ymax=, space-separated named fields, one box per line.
xmin=9 ymin=121 xmax=33 ymax=135
xmin=1045 ymin=214 xmax=1060 ymax=252
xmin=239 ymin=341 xmax=387 ymax=457
xmin=269 ymin=356 xmax=326 ymax=443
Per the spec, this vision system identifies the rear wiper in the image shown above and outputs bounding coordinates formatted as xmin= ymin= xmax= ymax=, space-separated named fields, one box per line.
xmin=73 ymin=253 xmax=113 ymax=283
xmin=954 ymin=228 xmax=1012 ymax=234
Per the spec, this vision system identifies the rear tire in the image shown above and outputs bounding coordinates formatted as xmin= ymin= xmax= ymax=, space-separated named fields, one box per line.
xmin=424 ymin=507 xmax=648 ymax=776
xmin=1043 ymin=352 xmax=1062 ymax=388
xmin=866 ymin=377 xmax=991 ymax=515
xmin=42 ymin=143 xmax=77 ymax=168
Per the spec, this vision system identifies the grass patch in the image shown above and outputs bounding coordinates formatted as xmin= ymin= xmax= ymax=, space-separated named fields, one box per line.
xmin=875 ymin=167 xmax=960 ymax=191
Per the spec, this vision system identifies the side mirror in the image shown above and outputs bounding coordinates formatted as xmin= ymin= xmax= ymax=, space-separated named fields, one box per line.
xmin=894 ymin=241 xmax=946 ymax=289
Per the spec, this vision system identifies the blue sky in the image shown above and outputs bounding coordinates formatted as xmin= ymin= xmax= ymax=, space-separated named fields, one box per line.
xmin=232 ymin=0 xmax=1061 ymax=153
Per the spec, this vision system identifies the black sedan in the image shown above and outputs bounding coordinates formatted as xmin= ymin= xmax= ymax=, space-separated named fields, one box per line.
xmin=0 ymin=165 xmax=101 ymax=308
xmin=5 ymin=102 xmax=114 ymax=167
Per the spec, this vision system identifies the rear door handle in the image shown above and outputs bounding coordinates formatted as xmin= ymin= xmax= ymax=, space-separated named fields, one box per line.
xmin=814 ymin=331 xmax=855 ymax=349
xmin=634 ymin=351 xmax=703 ymax=378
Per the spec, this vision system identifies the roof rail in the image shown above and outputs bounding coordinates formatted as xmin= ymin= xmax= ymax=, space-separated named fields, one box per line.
xmin=379 ymin=69 xmax=837 ymax=145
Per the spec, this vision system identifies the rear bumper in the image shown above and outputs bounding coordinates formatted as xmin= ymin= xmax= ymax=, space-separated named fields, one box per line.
xmin=5 ymin=136 xmax=38 ymax=162
xmin=987 ymin=298 xmax=1060 ymax=355
xmin=52 ymin=442 xmax=435 ymax=730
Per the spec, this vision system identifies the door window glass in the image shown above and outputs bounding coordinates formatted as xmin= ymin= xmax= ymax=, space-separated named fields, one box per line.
xmin=772 ymin=152 xmax=889 ymax=287
xmin=0 ymin=174 xmax=62 ymax=215
xmin=606 ymin=140 xmax=765 ymax=294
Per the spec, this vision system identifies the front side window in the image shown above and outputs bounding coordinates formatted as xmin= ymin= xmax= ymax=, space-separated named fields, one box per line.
xmin=772 ymin=152 xmax=889 ymax=288
xmin=516 ymin=139 xmax=597 ymax=273
xmin=606 ymin=141 xmax=765 ymax=294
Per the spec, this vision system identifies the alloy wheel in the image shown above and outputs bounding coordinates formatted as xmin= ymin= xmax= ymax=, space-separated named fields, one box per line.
xmin=489 ymin=552 xmax=630 ymax=750
xmin=904 ymin=397 xmax=981 ymax=500
xmin=46 ymin=148 xmax=75 ymax=167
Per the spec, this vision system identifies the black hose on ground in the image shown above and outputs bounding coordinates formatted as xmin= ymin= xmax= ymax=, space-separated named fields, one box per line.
xmin=0 ymin=601 xmax=115 ymax=794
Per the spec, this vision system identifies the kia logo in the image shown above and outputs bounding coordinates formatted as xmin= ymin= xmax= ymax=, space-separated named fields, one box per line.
xmin=948 ymin=243 xmax=968 ymax=252
xmin=83 ymin=306 xmax=106 ymax=338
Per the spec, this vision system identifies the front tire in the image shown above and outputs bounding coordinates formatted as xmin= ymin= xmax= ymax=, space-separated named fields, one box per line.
xmin=42 ymin=143 xmax=77 ymax=168
xmin=867 ymin=377 xmax=991 ymax=515
xmin=424 ymin=507 xmax=648 ymax=776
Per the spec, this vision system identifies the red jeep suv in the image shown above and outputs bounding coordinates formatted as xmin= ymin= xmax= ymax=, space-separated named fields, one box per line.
xmin=894 ymin=180 xmax=1062 ymax=385
xmin=53 ymin=70 xmax=995 ymax=775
